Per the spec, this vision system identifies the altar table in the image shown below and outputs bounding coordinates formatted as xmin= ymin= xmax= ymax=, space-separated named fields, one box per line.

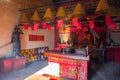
xmin=44 ymin=51 xmax=91 ymax=80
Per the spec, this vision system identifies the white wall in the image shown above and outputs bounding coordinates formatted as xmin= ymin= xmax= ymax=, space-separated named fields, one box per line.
xmin=0 ymin=1 xmax=20 ymax=58
xmin=21 ymin=27 xmax=54 ymax=50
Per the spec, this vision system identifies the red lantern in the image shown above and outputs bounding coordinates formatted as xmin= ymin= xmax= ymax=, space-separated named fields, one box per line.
xmin=57 ymin=20 xmax=63 ymax=28
xmin=105 ymin=15 xmax=111 ymax=25
xmin=33 ymin=22 xmax=39 ymax=30
xmin=31 ymin=26 xmax=34 ymax=30
xmin=77 ymin=22 xmax=81 ymax=29
xmin=23 ymin=23 xmax=28 ymax=30
xmin=89 ymin=20 xmax=94 ymax=28
xmin=47 ymin=25 xmax=51 ymax=30
xmin=72 ymin=18 xmax=78 ymax=27
xmin=109 ymin=22 xmax=115 ymax=30
xmin=42 ymin=22 xmax=47 ymax=29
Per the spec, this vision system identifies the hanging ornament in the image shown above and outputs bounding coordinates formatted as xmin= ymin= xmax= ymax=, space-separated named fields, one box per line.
xmin=47 ymin=25 xmax=52 ymax=30
xmin=43 ymin=8 xmax=54 ymax=21
xmin=77 ymin=22 xmax=81 ymax=29
xmin=42 ymin=22 xmax=47 ymax=29
xmin=72 ymin=3 xmax=85 ymax=18
xmin=33 ymin=22 xmax=39 ymax=30
xmin=95 ymin=0 xmax=109 ymax=15
xmin=23 ymin=23 xmax=28 ymax=30
xmin=57 ymin=20 xmax=64 ymax=28
xmin=31 ymin=26 xmax=34 ymax=31
xmin=56 ymin=6 xmax=67 ymax=19
xmin=72 ymin=18 xmax=78 ymax=27
xmin=105 ymin=15 xmax=111 ymax=25
xmin=31 ymin=10 xmax=41 ymax=22
xmin=109 ymin=22 xmax=115 ymax=30
xmin=21 ymin=13 xmax=29 ymax=23
xmin=89 ymin=21 xmax=94 ymax=28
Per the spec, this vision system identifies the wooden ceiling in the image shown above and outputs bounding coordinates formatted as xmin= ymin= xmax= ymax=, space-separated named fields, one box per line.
xmin=19 ymin=0 xmax=99 ymax=18
xmin=10 ymin=0 xmax=119 ymax=21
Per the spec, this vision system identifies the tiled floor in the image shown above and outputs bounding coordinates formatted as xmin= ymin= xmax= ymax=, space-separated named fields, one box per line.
xmin=0 ymin=60 xmax=120 ymax=80
xmin=0 ymin=60 xmax=48 ymax=80
xmin=91 ymin=62 xmax=120 ymax=80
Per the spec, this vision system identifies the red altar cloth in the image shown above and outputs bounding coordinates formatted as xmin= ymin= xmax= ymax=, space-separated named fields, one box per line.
xmin=44 ymin=51 xmax=90 ymax=80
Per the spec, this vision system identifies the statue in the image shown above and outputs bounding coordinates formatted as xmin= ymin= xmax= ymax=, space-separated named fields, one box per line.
xmin=11 ymin=26 xmax=23 ymax=57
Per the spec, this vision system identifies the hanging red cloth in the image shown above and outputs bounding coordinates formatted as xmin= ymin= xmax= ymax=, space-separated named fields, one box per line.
xmin=105 ymin=15 xmax=111 ymax=26
xmin=57 ymin=20 xmax=63 ymax=28
xmin=31 ymin=25 xmax=34 ymax=30
xmin=109 ymin=22 xmax=115 ymax=30
xmin=89 ymin=20 xmax=94 ymax=28
xmin=77 ymin=22 xmax=81 ymax=29
xmin=42 ymin=22 xmax=47 ymax=29
xmin=72 ymin=18 xmax=78 ymax=27
xmin=33 ymin=22 xmax=39 ymax=30
xmin=47 ymin=25 xmax=52 ymax=30
xmin=23 ymin=23 xmax=28 ymax=30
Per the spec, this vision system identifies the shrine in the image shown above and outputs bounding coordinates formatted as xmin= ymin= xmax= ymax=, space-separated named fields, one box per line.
xmin=0 ymin=0 xmax=120 ymax=80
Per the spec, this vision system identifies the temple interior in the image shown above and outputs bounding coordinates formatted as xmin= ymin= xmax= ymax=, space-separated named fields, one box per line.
xmin=0 ymin=0 xmax=120 ymax=80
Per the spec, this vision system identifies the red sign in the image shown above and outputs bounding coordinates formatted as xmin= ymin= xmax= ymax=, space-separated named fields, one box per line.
xmin=29 ymin=35 xmax=44 ymax=41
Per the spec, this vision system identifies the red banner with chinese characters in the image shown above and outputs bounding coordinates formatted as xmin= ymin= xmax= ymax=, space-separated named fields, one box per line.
xmin=29 ymin=35 xmax=44 ymax=41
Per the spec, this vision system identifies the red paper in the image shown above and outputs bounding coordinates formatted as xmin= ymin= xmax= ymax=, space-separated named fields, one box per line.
xmin=23 ymin=23 xmax=28 ymax=30
xmin=89 ymin=21 xmax=94 ymax=28
xmin=109 ymin=22 xmax=115 ymax=30
xmin=77 ymin=22 xmax=81 ymax=29
xmin=33 ymin=22 xmax=39 ymax=30
xmin=57 ymin=20 xmax=63 ymax=28
xmin=47 ymin=25 xmax=51 ymax=30
xmin=31 ymin=25 xmax=34 ymax=31
xmin=42 ymin=22 xmax=47 ymax=29
xmin=72 ymin=18 xmax=78 ymax=26
xmin=105 ymin=15 xmax=111 ymax=26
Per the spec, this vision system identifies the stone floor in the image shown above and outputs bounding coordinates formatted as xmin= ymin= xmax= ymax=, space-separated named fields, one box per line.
xmin=0 ymin=60 xmax=120 ymax=80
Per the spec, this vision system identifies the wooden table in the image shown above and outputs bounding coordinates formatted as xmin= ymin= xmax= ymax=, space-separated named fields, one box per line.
xmin=44 ymin=51 xmax=91 ymax=80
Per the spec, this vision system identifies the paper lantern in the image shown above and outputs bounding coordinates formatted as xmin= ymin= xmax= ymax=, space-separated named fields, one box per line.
xmin=57 ymin=20 xmax=63 ymax=28
xmin=89 ymin=21 xmax=94 ymax=28
xmin=72 ymin=18 xmax=78 ymax=26
xmin=105 ymin=15 xmax=111 ymax=25
xmin=31 ymin=10 xmax=41 ymax=22
xmin=33 ymin=22 xmax=39 ymax=30
xmin=43 ymin=8 xmax=54 ymax=21
xmin=77 ymin=22 xmax=81 ymax=29
xmin=21 ymin=13 xmax=28 ymax=23
xmin=31 ymin=26 xmax=34 ymax=31
xmin=56 ymin=6 xmax=67 ymax=19
xmin=23 ymin=23 xmax=28 ymax=30
xmin=109 ymin=23 xmax=115 ymax=30
xmin=95 ymin=0 xmax=109 ymax=15
xmin=47 ymin=25 xmax=51 ymax=30
xmin=72 ymin=3 xmax=85 ymax=18
xmin=42 ymin=22 xmax=47 ymax=29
